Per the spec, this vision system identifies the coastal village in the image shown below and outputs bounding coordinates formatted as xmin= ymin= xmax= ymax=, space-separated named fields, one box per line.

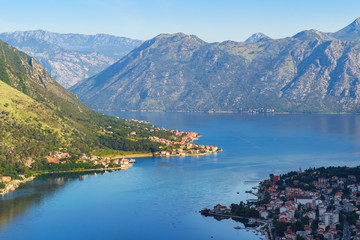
xmin=0 ymin=175 xmax=35 ymax=195
xmin=149 ymin=130 xmax=220 ymax=156
xmin=46 ymin=150 xmax=135 ymax=169
xmin=46 ymin=129 xmax=221 ymax=164
xmin=102 ymin=119 xmax=221 ymax=157
xmin=0 ymin=124 xmax=221 ymax=195
xmin=202 ymin=166 xmax=360 ymax=240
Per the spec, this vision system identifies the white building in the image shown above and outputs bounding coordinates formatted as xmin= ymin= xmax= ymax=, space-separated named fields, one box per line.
xmin=324 ymin=212 xmax=340 ymax=226
xmin=295 ymin=197 xmax=313 ymax=205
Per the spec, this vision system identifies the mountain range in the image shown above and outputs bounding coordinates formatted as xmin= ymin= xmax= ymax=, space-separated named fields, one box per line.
xmin=0 ymin=39 xmax=162 ymax=174
xmin=71 ymin=18 xmax=360 ymax=113
xmin=0 ymin=30 xmax=142 ymax=88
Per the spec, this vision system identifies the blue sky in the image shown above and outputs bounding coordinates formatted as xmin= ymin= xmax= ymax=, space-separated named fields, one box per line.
xmin=1 ymin=0 xmax=359 ymax=42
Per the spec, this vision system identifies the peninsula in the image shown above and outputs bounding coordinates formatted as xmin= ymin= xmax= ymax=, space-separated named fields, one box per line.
xmin=0 ymin=38 xmax=221 ymax=196
xmin=0 ymin=118 xmax=221 ymax=195
xmin=201 ymin=166 xmax=360 ymax=240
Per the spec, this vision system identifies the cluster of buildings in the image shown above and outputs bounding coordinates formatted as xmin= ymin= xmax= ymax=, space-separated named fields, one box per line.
xmin=100 ymin=122 xmax=221 ymax=157
xmin=0 ymin=175 xmax=27 ymax=194
xmin=211 ymin=204 xmax=231 ymax=214
xmin=149 ymin=131 xmax=220 ymax=156
xmin=149 ymin=130 xmax=198 ymax=146
xmin=242 ymin=108 xmax=275 ymax=114
xmin=80 ymin=154 xmax=134 ymax=170
xmin=250 ymin=167 xmax=360 ymax=239
xmin=46 ymin=150 xmax=133 ymax=170
xmin=46 ymin=150 xmax=71 ymax=163
xmin=126 ymin=119 xmax=150 ymax=124
xmin=45 ymin=126 xmax=220 ymax=168
xmin=200 ymin=204 xmax=231 ymax=215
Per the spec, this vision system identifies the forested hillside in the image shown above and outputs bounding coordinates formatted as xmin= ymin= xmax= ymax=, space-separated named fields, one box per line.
xmin=0 ymin=40 xmax=173 ymax=176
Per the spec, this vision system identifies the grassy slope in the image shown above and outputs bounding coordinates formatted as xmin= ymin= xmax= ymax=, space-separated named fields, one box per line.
xmin=0 ymin=40 xmax=168 ymax=175
xmin=0 ymin=81 xmax=68 ymax=162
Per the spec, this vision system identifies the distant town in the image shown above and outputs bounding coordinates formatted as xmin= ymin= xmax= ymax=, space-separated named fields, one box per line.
xmin=0 ymin=175 xmax=35 ymax=195
xmin=0 ymin=124 xmax=221 ymax=195
xmin=47 ymin=127 xmax=221 ymax=165
xmin=149 ymin=130 xmax=220 ymax=156
xmin=201 ymin=166 xmax=360 ymax=240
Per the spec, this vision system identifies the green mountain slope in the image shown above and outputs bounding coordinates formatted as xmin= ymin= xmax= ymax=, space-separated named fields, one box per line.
xmin=71 ymin=20 xmax=360 ymax=113
xmin=0 ymin=40 xmax=171 ymax=175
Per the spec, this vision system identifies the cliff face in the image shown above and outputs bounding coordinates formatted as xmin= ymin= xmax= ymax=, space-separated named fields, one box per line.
xmin=71 ymin=19 xmax=360 ymax=113
xmin=0 ymin=30 xmax=142 ymax=88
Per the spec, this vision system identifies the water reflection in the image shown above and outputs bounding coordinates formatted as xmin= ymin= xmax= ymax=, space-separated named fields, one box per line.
xmin=2 ymin=113 xmax=360 ymax=240
xmin=0 ymin=171 xmax=108 ymax=230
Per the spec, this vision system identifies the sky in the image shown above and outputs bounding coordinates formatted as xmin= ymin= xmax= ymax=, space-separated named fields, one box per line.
xmin=1 ymin=0 xmax=360 ymax=42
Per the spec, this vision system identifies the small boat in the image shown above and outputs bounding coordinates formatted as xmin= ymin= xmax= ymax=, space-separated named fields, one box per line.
xmin=129 ymin=159 xmax=136 ymax=163
xmin=234 ymin=226 xmax=241 ymax=230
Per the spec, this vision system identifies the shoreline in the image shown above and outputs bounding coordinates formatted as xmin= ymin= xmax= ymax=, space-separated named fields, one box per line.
xmin=0 ymin=150 xmax=221 ymax=196
xmin=108 ymin=153 xmax=154 ymax=159
xmin=0 ymin=167 xmax=126 ymax=196
xmin=0 ymin=175 xmax=36 ymax=196
xmin=202 ymin=165 xmax=360 ymax=239
xmin=200 ymin=212 xmax=270 ymax=239
xmin=37 ymin=166 xmax=125 ymax=174
xmin=109 ymin=150 xmax=222 ymax=159
xmin=100 ymin=109 xmax=356 ymax=115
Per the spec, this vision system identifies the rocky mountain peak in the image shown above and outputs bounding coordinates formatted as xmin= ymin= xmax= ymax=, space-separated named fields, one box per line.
xmin=0 ymin=30 xmax=142 ymax=88
xmin=154 ymin=32 xmax=203 ymax=42
xmin=142 ymin=32 xmax=206 ymax=53
xmin=292 ymin=29 xmax=333 ymax=41
xmin=351 ymin=17 xmax=360 ymax=26
xmin=245 ymin=32 xmax=271 ymax=44
xmin=331 ymin=17 xmax=360 ymax=40
xmin=71 ymin=19 xmax=360 ymax=113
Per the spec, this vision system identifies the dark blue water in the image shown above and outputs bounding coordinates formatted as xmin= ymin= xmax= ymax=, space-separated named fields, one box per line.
xmin=1 ymin=113 xmax=360 ymax=240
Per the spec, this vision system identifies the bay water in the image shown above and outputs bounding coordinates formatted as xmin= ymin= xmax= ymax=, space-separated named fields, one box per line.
xmin=1 ymin=113 xmax=360 ymax=239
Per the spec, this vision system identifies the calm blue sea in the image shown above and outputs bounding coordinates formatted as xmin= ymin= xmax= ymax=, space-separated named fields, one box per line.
xmin=1 ymin=113 xmax=360 ymax=240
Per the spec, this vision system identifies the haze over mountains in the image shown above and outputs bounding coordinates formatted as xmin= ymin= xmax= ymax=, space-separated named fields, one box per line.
xmin=70 ymin=18 xmax=360 ymax=113
xmin=0 ymin=30 xmax=142 ymax=88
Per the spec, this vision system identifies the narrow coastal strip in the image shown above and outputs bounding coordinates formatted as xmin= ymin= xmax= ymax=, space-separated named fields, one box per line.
xmin=1 ymin=127 xmax=222 ymax=196
xmin=109 ymin=150 xmax=223 ymax=159
xmin=37 ymin=166 xmax=126 ymax=174
xmin=115 ymin=153 xmax=154 ymax=158
xmin=0 ymin=175 xmax=36 ymax=196
xmin=0 ymin=149 xmax=222 ymax=196
xmin=200 ymin=210 xmax=270 ymax=239
xmin=201 ymin=166 xmax=360 ymax=240
xmin=0 ymin=166 xmax=132 ymax=196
